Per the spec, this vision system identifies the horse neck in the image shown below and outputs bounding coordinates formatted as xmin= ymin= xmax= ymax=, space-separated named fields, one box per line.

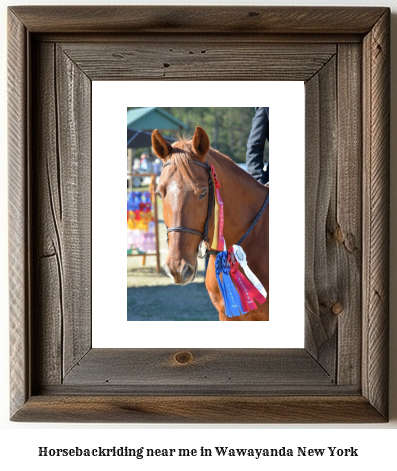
xmin=207 ymin=148 xmax=267 ymax=249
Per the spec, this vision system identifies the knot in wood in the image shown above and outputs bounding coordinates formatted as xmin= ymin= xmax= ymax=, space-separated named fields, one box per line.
xmin=174 ymin=351 xmax=193 ymax=365
xmin=331 ymin=302 xmax=344 ymax=316
xmin=333 ymin=225 xmax=344 ymax=244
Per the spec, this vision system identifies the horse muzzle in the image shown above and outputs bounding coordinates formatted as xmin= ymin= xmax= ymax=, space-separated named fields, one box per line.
xmin=164 ymin=260 xmax=197 ymax=285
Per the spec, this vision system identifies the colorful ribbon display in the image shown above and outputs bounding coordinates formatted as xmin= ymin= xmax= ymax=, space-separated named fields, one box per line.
xmin=210 ymin=165 xmax=268 ymax=318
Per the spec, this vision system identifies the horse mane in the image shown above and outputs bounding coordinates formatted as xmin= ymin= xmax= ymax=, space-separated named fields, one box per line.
xmin=168 ymin=136 xmax=264 ymax=193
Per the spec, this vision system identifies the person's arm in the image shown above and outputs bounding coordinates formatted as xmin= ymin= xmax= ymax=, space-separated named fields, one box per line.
xmin=246 ymin=107 xmax=269 ymax=185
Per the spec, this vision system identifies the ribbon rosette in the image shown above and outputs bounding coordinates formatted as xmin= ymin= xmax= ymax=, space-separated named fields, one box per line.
xmin=232 ymin=245 xmax=267 ymax=301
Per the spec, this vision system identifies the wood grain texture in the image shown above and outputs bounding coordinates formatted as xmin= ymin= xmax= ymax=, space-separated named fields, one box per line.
xmin=8 ymin=6 xmax=390 ymax=423
xmin=336 ymin=44 xmax=362 ymax=386
xmin=362 ymin=10 xmax=390 ymax=419
xmin=11 ymin=396 xmax=385 ymax=424
xmin=55 ymin=45 xmax=91 ymax=377
xmin=31 ymin=42 xmax=92 ymax=388
xmin=304 ymin=56 xmax=338 ymax=378
xmin=34 ymin=33 xmax=363 ymax=45
xmin=8 ymin=10 xmax=30 ymax=419
xmin=62 ymin=349 xmax=333 ymax=392
xmin=58 ymin=42 xmax=335 ymax=82
xmin=32 ymin=42 xmax=63 ymax=388
xmin=9 ymin=6 xmax=387 ymax=34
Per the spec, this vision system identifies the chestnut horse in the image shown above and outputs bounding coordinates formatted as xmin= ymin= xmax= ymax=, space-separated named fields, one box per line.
xmin=152 ymin=126 xmax=269 ymax=321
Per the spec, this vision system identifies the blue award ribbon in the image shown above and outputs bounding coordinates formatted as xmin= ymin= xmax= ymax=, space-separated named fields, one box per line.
xmin=215 ymin=252 xmax=247 ymax=317
xmin=215 ymin=252 xmax=230 ymax=315
xmin=221 ymin=252 xmax=247 ymax=317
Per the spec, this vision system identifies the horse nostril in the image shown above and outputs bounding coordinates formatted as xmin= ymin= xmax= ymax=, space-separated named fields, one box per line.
xmin=181 ymin=263 xmax=195 ymax=282
xmin=164 ymin=261 xmax=195 ymax=284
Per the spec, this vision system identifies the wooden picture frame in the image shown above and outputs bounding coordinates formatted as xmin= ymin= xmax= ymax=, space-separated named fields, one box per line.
xmin=8 ymin=6 xmax=390 ymax=423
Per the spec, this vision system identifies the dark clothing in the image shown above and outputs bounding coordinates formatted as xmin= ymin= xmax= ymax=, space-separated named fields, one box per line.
xmin=246 ymin=107 xmax=269 ymax=185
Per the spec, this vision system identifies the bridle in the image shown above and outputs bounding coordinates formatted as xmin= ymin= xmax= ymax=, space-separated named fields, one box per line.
xmin=162 ymin=159 xmax=219 ymax=259
xmin=161 ymin=158 xmax=270 ymax=260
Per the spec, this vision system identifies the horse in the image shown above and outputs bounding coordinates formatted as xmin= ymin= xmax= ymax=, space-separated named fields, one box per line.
xmin=152 ymin=126 xmax=269 ymax=321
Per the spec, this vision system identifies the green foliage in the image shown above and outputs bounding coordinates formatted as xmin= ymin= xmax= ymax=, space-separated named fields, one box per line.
xmin=128 ymin=107 xmax=264 ymax=163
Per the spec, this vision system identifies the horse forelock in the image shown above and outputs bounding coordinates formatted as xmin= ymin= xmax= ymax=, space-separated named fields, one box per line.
xmin=164 ymin=140 xmax=204 ymax=187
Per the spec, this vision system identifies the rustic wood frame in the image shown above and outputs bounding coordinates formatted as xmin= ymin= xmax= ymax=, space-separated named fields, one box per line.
xmin=8 ymin=6 xmax=390 ymax=423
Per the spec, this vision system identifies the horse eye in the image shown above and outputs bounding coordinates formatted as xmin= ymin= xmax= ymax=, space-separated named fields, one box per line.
xmin=199 ymin=189 xmax=207 ymax=200
xmin=155 ymin=191 xmax=162 ymax=200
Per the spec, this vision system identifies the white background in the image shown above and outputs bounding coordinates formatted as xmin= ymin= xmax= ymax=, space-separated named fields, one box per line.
xmin=92 ymin=81 xmax=305 ymax=348
xmin=1 ymin=0 xmax=396 ymax=469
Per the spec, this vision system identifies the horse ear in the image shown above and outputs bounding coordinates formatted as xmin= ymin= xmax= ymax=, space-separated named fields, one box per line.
xmin=152 ymin=129 xmax=173 ymax=160
xmin=192 ymin=126 xmax=210 ymax=161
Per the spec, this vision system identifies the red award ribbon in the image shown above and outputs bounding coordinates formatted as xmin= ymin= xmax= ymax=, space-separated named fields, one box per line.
xmin=228 ymin=248 xmax=266 ymax=310
xmin=211 ymin=165 xmax=225 ymax=251
xmin=232 ymin=245 xmax=267 ymax=299
xmin=216 ymin=188 xmax=225 ymax=251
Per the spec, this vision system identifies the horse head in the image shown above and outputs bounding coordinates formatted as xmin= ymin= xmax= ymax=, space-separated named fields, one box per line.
xmin=152 ymin=127 xmax=211 ymax=285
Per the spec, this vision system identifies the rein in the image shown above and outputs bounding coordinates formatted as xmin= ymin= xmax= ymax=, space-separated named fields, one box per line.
xmin=161 ymin=158 xmax=269 ymax=259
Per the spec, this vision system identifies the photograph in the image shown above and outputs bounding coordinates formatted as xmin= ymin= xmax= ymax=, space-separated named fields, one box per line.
xmin=126 ymin=107 xmax=269 ymax=321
